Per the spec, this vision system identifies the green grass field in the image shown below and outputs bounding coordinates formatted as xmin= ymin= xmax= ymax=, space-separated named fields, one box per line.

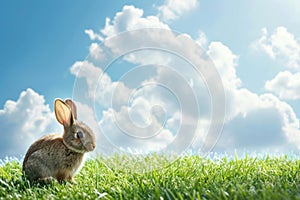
xmin=0 ymin=155 xmax=300 ymax=199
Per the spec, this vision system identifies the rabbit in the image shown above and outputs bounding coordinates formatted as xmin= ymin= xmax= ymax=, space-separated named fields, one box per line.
xmin=22 ymin=98 xmax=96 ymax=183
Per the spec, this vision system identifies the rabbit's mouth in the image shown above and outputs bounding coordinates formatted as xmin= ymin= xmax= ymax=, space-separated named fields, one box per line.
xmin=84 ymin=142 xmax=96 ymax=152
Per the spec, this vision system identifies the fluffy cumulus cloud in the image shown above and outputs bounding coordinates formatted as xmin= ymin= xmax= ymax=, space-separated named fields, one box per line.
xmin=0 ymin=88 xmax=59 ymax=159
xmin=254 ymin=26 xmax=300 ymax=70
xmin=253 ymin=26 xmax=300 ymax=101
xmin=85 ymin=29 xmax=104 ymax=42
xmin=157 ymin=0 xmax=198 ymax=21
xmin=204 ymin=38 xmax=300 ymax=153
xmin=99 ymin=98 xmax=176 ymax=152
xmin=265 ymin=71 xmax=300 ymax=100
xmin=207 ymin=42 xmax=241 ymax=89
xmin=89 ymin=43 xmax=105 ymax=61
xmin=102 ymin=5 xmax=169 ymax=37
xmin=216 ymin=91 xmax=300 ymax=153
xmin=254 ymin=27 xmax=300 ymax=100
xmin=196 ymin=31 xmax=208 ymax=48
xmin=70 ymin=60 xmax=131 ymax=109
xmin=85 ymin=5 xmax=170 ymax=43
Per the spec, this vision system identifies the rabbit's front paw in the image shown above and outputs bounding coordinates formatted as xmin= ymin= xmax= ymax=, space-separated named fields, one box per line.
xmin=37 ymin=177 xmax=57 ymax=185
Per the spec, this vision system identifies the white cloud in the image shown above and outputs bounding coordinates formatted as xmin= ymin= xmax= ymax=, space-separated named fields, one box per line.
xmin=0 ymin=88 xmax=59 ymax=159
xmin=254 ymin=26 xmax=300 ymax=70
xmin=83 ymin=5 xmax=172 ymax=68
xmin=89 ymin=43 xmax=104 ymax=61
xmin=85 ymin=29 xmax=103 ymax=41
xmin=99 ymin=96 xmax=176 ymax=153
xmin=196 ymin=31 xmax=208 ymax=48
xmin=101 ymin=5 xmax=169 ymax=38
xmin=207 ymin=41 xmax=241 ymax=89
xmin=70 ymin=60 xmax=102 ymax=100
xmin=203 ymin=40 xmax=300 ymax=153
xmin=204 ymin=41 xmax=300 ymax=152
xmin=265 ymin=71 xmax=300 ymax=100
xmin=157 ymin=0 xmax=198 ymax=21
xmin=70 ymin=60 xmax=131 ymax=109
xmin=216 ymin=89 xmax=300 ymax=152
xmin=253 ymin=27 xmax=300 ymax=101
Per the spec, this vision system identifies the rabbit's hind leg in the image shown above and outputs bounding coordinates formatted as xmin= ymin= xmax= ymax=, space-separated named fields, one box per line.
xmin=23 ymin=154 xmax=53 ymax=183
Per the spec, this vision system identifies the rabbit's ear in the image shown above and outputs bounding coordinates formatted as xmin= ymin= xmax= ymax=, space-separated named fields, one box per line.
xmin=65 ymin=99 xmax=77 ymax=120
xmin=54 ymin=99 xmax=72 ymax=127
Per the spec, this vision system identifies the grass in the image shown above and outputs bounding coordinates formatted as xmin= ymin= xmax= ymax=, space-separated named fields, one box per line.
xmin=0 ymin=154 xmax=300 ymax=199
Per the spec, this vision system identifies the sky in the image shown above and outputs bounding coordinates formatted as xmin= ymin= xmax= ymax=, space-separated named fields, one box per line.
xmin=1 ymin=0 xmax=300 ymax=159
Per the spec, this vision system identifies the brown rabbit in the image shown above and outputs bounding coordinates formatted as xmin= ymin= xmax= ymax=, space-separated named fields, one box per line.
xmin=22 ymin=99 xmax=96 ymax=183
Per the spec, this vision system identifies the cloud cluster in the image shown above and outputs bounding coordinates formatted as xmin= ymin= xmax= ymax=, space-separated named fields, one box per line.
xmin=265 ymin=71 xmax=300 ymax=100
xmin=0 ymin=89 xmax=59 ymax=159
xmin=255 ymin=27 xmax=300 ymax=70
xmin=70 ymin=60 xmax=131 ymax=109
xmin=205 ymin=38 xmax=300 ymax=153
xmin=207 ymin=42 xmax=241 ymax=89
xmin=85 ymin=5 xmax=169 ymax=43
xmin=254 ymin=27 xmax=300 ymax=100
xmin=157 ymin=0 xmax=198 ymax=21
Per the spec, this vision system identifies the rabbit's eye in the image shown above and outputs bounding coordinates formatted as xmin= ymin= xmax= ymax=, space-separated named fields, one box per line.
xmin=76 ymin=131 xmax=83 ymax=139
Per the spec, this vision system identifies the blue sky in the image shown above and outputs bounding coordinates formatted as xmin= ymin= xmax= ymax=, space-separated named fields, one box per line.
xmin=1 ymin=0 xmax=300 ymax=159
